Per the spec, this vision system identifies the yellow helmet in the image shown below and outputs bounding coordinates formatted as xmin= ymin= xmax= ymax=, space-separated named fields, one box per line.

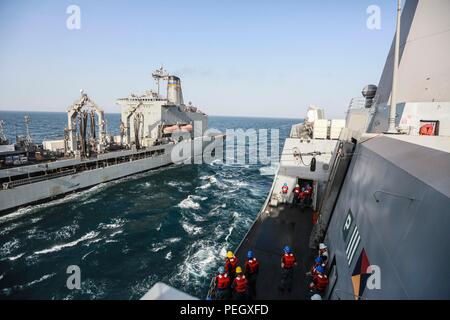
xmin=227 ymin=251 xmax=234 ymax=258
xmin=236 ymin=266 xmax=243 ymax=273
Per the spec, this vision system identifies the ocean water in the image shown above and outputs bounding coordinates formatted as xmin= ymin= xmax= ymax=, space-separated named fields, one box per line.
xmin=0 ymin=111 xmax=301 ymax=299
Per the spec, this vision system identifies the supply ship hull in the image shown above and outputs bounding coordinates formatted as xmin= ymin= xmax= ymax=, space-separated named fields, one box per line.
xmin=0 ymin=139 xmax=205 ymax=214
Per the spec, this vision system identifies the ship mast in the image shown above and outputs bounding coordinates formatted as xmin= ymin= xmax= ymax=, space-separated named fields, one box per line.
xmin=387 ymin=0 xmax=402 ymax=133
xmin=152 ymin=66 xmax=168 ymax=97
xmin=24 ymin=115 xmax=32 ymax=146
xmin=0 ymin=120 xmax=8 ymax=145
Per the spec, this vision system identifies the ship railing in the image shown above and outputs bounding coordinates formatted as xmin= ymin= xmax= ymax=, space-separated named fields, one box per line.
xmin=346 ymin=96 xmax=380 ymax=115
xmin=347 ymin=97 xmax=366 ymax=109
xmin=2 ymin=169 xmax=77 ymax=190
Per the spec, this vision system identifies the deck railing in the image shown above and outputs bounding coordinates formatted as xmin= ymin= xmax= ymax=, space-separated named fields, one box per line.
xmin=2 ymin=169 xmax=77 ymax=190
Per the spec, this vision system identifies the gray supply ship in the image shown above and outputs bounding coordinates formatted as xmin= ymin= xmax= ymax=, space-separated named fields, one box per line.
xmin=144 ymin=0 xmax=450 ymax=300
xmin=0 ymin=68 xmax=210 ymax=214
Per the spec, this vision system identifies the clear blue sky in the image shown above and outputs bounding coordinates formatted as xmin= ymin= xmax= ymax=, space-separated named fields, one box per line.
xmin=0 ymin=0 xmax=397 ymax=118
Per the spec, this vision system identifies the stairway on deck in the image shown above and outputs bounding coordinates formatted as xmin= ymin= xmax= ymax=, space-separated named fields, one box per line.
xmin=236 ymin=204 xmax=316 ymax=300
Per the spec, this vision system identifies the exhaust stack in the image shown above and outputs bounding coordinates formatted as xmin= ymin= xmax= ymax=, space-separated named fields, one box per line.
xmin=167 ymin=76 xmax=184 ymax=105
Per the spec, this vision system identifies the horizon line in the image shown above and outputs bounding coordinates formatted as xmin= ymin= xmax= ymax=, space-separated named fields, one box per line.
xmin=0 ymin=109 xmax=303 ymax=120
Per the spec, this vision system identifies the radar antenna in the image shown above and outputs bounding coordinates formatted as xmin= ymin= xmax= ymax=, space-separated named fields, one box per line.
xmin=152 ymin=66 xmax=169 ymax=96
xmin=24 ymin=115 xmax=32 ymax=146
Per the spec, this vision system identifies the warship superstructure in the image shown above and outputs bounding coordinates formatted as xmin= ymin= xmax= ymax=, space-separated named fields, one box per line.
xmin=143 ymin=0 xmax=450 ymax=300
xmin=232 ymin=0 xmax=450 ymax=300
xmin=0 ymin=68 xmax=209 ymax=214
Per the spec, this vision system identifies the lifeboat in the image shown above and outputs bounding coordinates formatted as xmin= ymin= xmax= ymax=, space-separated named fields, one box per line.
xmin=180 ymin=124 xmax=193 ymax=132
xmin=163 ymin=125 xmax=179 ymax=134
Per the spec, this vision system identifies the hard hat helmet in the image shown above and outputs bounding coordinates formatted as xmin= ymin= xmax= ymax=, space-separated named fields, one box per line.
xmin=311 ymin=294 xmax=322 ymax=300
xmin=315 ymin=256 xmax=323 ymax=264
xmin=296 ymin=184 xmax=300 ymax=188
xmin=302 ymin=187 xmax=305 ymax=191
xmin=218 ymin=266 xmax=225 ymax=274
xmin=227 ymin=251 xmax=234 ymax=258
xmin=283 ymin=246 xmax=292 ymax=254
xmin=247 ymin=250 xmax=254 ymax=259
xmin=236 ymin=266 xmax=243 ymax=274
xmin=319 ymin=243 xmax=327 ymax=250
xmin=284 ymin=183 xmax=288 ymax=186
xmin=316 ymin=265 xmax=325 ymax=274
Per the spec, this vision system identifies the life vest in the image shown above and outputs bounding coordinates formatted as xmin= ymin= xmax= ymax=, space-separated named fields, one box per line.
xmin=419 ymin=123 xmax=435 ymax=136
xmin=282 ymin=253 xmax=296 ymax=269
xmin=245 ymin=258 xmax=259 ymax=275
xmin=294 ymin=187 xmax=301 ymax=197
xmin=299 ymin=192 xmax=306 ymax=200
xmin=233 ymin=275 xmax=248 ymax=293
xmin=282 ymin=185 xmax=288 ymax=194
xmin=216 ymin=274 xmax=230 ymax=290
xmin=225 ymin=257 xmax=238 ymax=273
xmin=313 ymin=274 xmax=329 ymax=291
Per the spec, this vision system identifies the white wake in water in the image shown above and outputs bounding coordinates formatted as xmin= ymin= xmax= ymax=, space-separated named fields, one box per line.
xmin=177 ymin=195 xmax=202 ymax=210
xmin=1 ymin=273 xmax=57 ymax=296
xmin=98 ymin=218 xmax=125 ymax=230
xmin=0 ymin=238 xmax=20 ymax=257
xmin=173 ymin=239 xmax=222 ymax=287
xmin=6 ymin=253 xmax=25 ymax=261
xmin=150 ymin=237 xmax=181 ymax=253
xmin=33 ymin=231 xmax=99 ymax=255
xmin=181 ymin=220 xmax=203 ymax=236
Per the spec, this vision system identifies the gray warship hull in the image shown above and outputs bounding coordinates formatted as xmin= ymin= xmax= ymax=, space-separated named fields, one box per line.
xmin=233 ymin=134 xmax=450 ymax=300
xmin=322 ymin=135 xmax=450 ymax=299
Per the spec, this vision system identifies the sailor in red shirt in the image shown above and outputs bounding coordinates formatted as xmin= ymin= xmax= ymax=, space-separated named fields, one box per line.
xmin=298 ymin=187 xmax=307 ymax=209
xmin=306 ymin=256 xmax=325 ymax=277
xmin=281 ymin=183 xmax=289 ymax=203
xmin=304 ymin=183 xmax=313 ymax=206
xmin=232 ymin=266 xmax=249 ymax=300
xmin=279 ymin=246 xmax=298 ymax=292
xmin=244 ymin=250 xmax=259 ymax=298
xmin=225 ymin=251 xmax=238 ymax=280
xmin=309 ymin=265 xmax=329 ymax=293
xmin=214 ymin=266 xmax=231 ymax=300
xmin=305 ymin=183 xmax=312 ymax=193
xmin=293 ymin=184 xmax=301 ymax=206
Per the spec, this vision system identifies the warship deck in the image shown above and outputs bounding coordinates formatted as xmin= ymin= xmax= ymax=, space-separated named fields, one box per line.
xmin=235 ymin=204 xmax=316 ymax=300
